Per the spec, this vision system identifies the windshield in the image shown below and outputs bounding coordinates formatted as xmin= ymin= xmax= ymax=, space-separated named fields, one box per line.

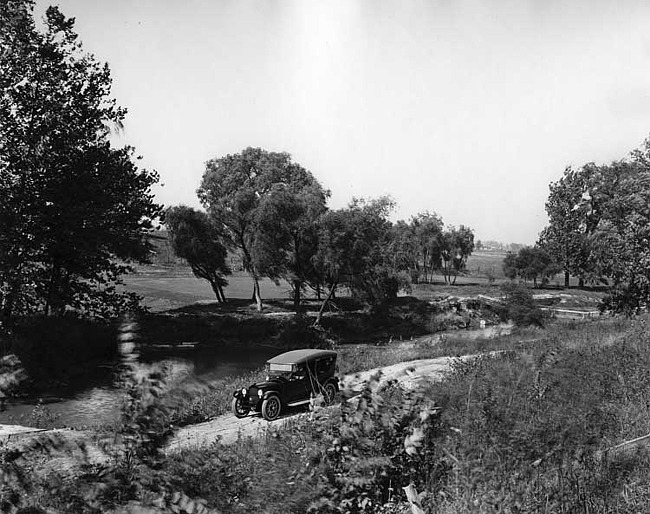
xmin=267 ymin=362 xmax=293 ymax=378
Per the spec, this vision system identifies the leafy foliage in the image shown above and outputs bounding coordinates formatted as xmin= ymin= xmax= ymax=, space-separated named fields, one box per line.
xmin=164 ymin=206 xmax=230 ymax=302
xmin=314 ymin=197 xmax=410 ymax=318
xmin=0 ymin=1 xmax=161 ymax=320
xmin=502 ymin=246 xmax=560 ymax=287
xmin=198 ymin=147 xmax=328 ymax=311
xmin=439 ymin=226 xmax=475 ymax=285
xmin=308 ymin=374 xmax=443 ymax=513
xmin=500 ymin=281 xmax=549 ymax=327
xmin=540 ymin=135 xmax=650 ymax=311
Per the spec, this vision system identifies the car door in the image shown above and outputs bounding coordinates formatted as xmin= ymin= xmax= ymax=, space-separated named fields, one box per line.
xmin=285 ymin=363 xmax=310 ymax=403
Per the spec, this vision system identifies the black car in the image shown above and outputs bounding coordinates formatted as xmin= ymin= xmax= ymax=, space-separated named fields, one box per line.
xmin=231 ymin=349 xmax=339 ymax=421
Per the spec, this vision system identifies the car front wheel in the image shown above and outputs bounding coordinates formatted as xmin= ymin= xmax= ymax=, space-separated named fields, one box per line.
xmin=232 ymin=397 xmax=250 ymax=418
xmin=261 ymin=395 xmax=281 ymax=421
xmin=323 ymin=382 xmax=337 ymax=405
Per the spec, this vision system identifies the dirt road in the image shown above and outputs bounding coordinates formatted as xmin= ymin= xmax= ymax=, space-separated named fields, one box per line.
xmin=166 ymin=355 xmax=460 ymax=452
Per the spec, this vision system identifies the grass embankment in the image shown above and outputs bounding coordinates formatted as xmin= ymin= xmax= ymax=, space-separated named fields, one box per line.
xmin=160 ymin=315 xmax=650 ymax=513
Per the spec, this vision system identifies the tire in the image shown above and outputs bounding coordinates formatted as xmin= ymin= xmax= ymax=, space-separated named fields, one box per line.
xmin=261 ymin=395 xmax=281 ymax=421
xmin=323 ymin=382 xmax=337 ymax=406
xmin=232 ymin=396 xmax=250 ymax=418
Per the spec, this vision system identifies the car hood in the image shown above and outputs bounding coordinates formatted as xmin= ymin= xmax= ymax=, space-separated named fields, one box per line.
xmin=250 ymin=378 xmax=284 ymax=390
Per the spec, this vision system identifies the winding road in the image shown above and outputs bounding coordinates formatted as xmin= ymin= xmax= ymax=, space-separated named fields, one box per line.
xmin=166 ymin=355 xmax=460 ymax=451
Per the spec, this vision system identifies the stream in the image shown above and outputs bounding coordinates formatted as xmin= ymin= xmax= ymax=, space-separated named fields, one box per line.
xmin=0 ymin=344 xmax=279 ymax=428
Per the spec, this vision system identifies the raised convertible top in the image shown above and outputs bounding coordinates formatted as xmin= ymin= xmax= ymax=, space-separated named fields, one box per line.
xmin=267 ymin=349 xmax=337 ymax=365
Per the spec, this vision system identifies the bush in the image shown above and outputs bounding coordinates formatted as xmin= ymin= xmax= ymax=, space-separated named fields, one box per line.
xmin=500 ymin=282 xmax=549 ymax=327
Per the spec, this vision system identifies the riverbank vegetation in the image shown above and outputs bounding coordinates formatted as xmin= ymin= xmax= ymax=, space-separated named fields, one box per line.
xmin=2 ymin=315 xmax=650 ymax=513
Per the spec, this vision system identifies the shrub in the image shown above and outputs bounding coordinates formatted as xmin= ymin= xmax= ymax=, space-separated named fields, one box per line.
xmin=500 ymin=282 xmax=549 ymax=327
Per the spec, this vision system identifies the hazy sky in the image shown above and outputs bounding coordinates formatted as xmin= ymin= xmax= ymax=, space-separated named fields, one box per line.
xmin=34 ymin=0 xmax=650 ymax=244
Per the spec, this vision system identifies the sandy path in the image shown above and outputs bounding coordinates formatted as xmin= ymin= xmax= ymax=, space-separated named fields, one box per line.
xmin=166 ymin=355 xmax=460 ymax=452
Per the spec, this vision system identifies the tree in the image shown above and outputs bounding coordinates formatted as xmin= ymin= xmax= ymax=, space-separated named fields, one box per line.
xmin=252 ymin=179 xmax=329 ymax=310
xmin=588 ymin=141 xmax=650 ymax=312
xmin=164 ymin=206 xmax=230 ymax=302
xmin=516 ymin=246 xmax=559 ymax=288
xmin=410 ymin=212 xmax=444 ymax=283
xmin=502 ymin=252 xmax=518 ymax=280
xmin=0 ymin=2 xmax=161 ymax=319
xmin=440 ymin=226 xmax=475 ymax=285
xmin=314 ymin=197 xmax=407 ymax=321
xmin=197 ymin=147 xmax=327 ymax=311
xmin=539 ymin=166 xmax=594 ymax=288
xmin=502 ymin=246 xmax=559 ymax=288
xmin=387 ymin=220 xmax=420 ymax=283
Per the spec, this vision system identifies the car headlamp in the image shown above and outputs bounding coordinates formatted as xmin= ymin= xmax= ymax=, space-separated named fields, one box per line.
xmin=258 ymin=389 xmax=263 ymax=397
xmin=242 ymin=388 xmax=247 ymax=396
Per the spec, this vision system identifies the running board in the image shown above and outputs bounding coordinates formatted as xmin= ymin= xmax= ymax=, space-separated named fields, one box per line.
xmin=286 ymin=399 xmax=311 ymax=407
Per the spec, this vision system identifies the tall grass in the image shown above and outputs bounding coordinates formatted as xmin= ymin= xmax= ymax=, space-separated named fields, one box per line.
xmin=164 ymin=315 xmax=650 ymax=513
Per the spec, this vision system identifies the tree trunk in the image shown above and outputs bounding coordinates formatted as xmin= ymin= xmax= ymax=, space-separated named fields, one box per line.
xmin=315 ymin=283 xmax=337 ymax=326
xmin=210 ymin=281 xmax=223 ymax=303
xmin=218 ymin=284 xmax=226 ymax=303
xmin=578 ymin=276 xmax=585 ymax=288
xmin=292 ymin=279 xmax=302 ymax=311
xmin=564 ymin=271 xmax=570 ymax=289
xmin=253 ymin=276 xmax=262 ymax=311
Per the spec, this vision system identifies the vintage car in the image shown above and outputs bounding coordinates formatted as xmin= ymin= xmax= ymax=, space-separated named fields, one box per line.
xmin=231 ymin=349 xmax=339 ymax=421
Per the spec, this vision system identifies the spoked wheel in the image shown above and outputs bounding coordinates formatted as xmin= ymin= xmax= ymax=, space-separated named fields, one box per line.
xmin=261 ymin=395 xmax=281 ymax=421
xmin=232 ymin=397 xmax=250 ymax=418
xmin=323 ymin=382 xmax=337 ymax=405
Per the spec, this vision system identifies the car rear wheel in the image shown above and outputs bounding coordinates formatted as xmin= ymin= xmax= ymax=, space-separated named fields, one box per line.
xmin=323 ymin=382 xmax=337 ymax=405
xmin=232 ymin=397 xmax=250 ymax=418
xmin=261 ymin=395 xmax=281 ymax=421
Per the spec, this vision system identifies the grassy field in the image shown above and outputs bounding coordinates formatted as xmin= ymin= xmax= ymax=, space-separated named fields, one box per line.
xmin=125 ymin=261 xmax=605 ymax=312
xmin=123 ymin=267 xmax=293 ymax=311
xmin=464 ymin=250 xmax=509 ymax=279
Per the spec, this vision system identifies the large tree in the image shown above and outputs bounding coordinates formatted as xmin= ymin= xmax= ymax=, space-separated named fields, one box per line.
xmin=0 ymin=2 xmax=161 ymax=319
xmin=505 ymin=246 xmax=559 ymax=288
xmin=410 ymin=212 xmax=444 ymax=283
xmin=314 ymin=197 xmax=407 ymax=321
xmin=252 ymin=179 xmax=329 ymax=310
xmin=164 ymin=206 xmax=230 ymax=303
xmin=538 ymin=165 xmax=595 ymax=287
xmin=439 ymin=225 xmax=475 ymax=285
xmin=540 ymin=136 xmax=650 ymax=311
xmin=197 ymin=147 xmax=327 ymax=311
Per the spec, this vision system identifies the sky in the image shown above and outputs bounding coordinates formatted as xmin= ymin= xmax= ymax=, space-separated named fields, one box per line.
xmin=34 ymin=0 xmax=650 ymax=244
